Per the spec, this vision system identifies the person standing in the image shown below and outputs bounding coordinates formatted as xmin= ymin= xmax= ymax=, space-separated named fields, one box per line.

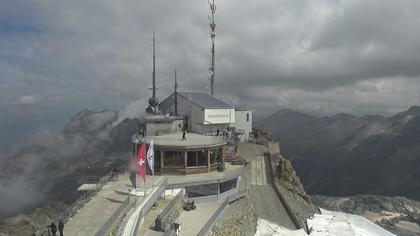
xmin=58 ymin=220 xmax=64 ymax=236
xmin=182 ymin=131 xmax=186 ymax=141
xmin=47 ymin=222 xmax=57 ymax=236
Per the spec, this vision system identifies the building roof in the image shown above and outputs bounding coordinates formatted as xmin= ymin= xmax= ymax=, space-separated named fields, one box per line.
xmin=178 ymin=92 xmax=232 ymax=109
xmin=159 ymin=91 xmax=232 ymax=112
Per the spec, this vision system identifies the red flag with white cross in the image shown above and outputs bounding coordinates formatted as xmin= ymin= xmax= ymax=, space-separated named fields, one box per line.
xmin=137 ymin=143 xmax=146 ymax=182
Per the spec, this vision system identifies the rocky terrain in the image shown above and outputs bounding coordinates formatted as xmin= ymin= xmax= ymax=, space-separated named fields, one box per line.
xmin=311 ymin=195 xmax=420 ymax=236
xmin=0 ymin=202 xmax=67 ymax=236
xmin=257 ymin=106 xmax=420 ymax=201
xmin=211 ymin=138 xmax=317 ymax=235
xmin=210 ymin=198 xmax=258 ymax=236
xmin=0 ymin=110 xmax=142 ymax=235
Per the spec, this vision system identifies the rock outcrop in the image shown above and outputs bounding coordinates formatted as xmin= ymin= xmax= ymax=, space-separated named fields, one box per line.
xmin=275 ymin=155 xmax=308 ymax=200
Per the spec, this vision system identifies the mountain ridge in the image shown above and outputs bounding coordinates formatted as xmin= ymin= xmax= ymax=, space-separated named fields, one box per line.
xmin=257 ymin=106 xmax=420 ymax=201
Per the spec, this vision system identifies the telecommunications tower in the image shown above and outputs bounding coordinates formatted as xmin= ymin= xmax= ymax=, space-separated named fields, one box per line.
xmin=208 ymin=0 xmax=217 ymax=96
xmin=146 ymin=30 xmax=159 ymax=114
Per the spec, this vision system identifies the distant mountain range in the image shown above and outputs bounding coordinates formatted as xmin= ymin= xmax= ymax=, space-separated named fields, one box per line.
xmin=257 ymin=106 xmax=420 ymax=201
xmin=0 ymin=110 xmax=141 ymax=218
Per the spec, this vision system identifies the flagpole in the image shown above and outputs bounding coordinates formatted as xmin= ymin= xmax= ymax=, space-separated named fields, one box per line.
xmin=144 ymin=142 xmax=146 ymax=197
xmin=134 ymin=142 xmax=137 ymax=191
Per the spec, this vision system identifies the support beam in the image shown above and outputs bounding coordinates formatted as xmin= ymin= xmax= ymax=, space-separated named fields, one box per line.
xmin=195 ymin=152 xmax=198 ymax=166
xmin=207 ymin=150 xmax=211 ymax=173
xmin=160 ymin=149 xmax=164 ymax=175
xmin=184 ymin=151 xmax=187 ymax=174
xmin=222 ymin=146 xmax=225 ymax=164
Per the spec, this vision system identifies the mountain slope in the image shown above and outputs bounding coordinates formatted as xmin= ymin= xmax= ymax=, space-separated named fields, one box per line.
xmin=0 ymin=110 xmax=141 ymax=218
xmin=257 ymin=106 xmax=420 ymax=201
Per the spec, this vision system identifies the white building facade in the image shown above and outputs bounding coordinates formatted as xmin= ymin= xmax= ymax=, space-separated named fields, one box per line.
xmin=159 ymin=92 xmax=235 ymax=134
xmin=231 ymin=109 xmax=252 ymax=142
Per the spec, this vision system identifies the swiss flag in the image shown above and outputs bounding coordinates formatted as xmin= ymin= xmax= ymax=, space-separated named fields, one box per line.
xmin=137 ymin=143 xmax=146 ymax=182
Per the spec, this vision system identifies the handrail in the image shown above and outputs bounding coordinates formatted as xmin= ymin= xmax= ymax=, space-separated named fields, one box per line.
xmin=156 ymin=190 xmax=184 ymax=232
xmin=132 ymin=179 xmax=168 ymax=235
xmin=94 ymin=197 xmax=130 ymax=236
xmin=167 ymin=166 xmax=243 ymax=189
xmin=117 ymin=178 xmax=168 ymax=236
xmin=157 ymin=190 xmax=183 ymax=222
xmin=36 ymin=167 xmax=127 ymax=236
xmin=197 ymin=197 xmax=229 ymax=236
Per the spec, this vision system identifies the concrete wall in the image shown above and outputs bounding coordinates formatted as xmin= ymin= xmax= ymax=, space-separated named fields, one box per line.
xmin=231 ymin=110 xmax=252 ymax=142
xmin=145 ymin=117 xmax=185 ymax=136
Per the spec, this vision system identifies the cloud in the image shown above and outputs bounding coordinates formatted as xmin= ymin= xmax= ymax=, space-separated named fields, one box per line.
xmin=18 ymin=95 xmax=36 ymax=104
xmin=0 ymin=0 xmax=420 ymax=143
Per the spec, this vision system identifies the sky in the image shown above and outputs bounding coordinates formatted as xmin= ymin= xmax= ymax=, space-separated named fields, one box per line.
xmin=1 ymin=0 xmax=420 ymax=150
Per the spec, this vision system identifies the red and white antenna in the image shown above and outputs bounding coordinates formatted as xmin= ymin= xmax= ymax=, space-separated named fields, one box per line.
xmin=208 ymin=0 xmax=217 ymax=96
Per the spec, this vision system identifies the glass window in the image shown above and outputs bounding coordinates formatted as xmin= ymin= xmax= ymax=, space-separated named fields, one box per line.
xmin=215 ymin=148 xmax=221 ymax=163
xmin=187 ymin=151 xmax=197 ymax=167
xmin=163 ymin=151 xmax=184 ymax=167
xmin=246 ymin=113 xmax=249 ymax=122
xmin=154 ymin=150 xmax=161 ymax=173
xmin=210 ymin=149 xmax=217 ymax=164
xmin=220 ymin=178 xmax=237 ymax=193
xmin=186 ymin=183 xmax=218 ymax=198
xmin=209 ymin=148 xmax=222 ymax=165
xmin=197 ymin=150 xmax=207 ymax=166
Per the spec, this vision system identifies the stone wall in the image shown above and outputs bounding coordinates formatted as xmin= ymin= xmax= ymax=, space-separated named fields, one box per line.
xmin=156 ymin=191 xmax=185 ymax=232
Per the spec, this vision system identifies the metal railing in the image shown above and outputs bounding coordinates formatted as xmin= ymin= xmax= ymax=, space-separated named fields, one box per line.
xmin=132 ymin=179 xmax=168 ymax=235
xmin=197 ymin=197 xmax=230 ymax=236
xmin=117 ymin=199 xmax=139 ymax=236
xmin=35 ymin=172 xmax=114 ymax=236
xmin=117 ymin=178 xmax=168 ymax=236
xmin=77 ymin=175 xmax=104 ymax=185
xmin=94 ymin=197 xmax=130 ymax=236
xmin=167 ymin=165 xmax=243 ymax=189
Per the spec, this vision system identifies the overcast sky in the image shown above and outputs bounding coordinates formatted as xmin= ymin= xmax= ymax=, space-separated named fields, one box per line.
xmin=1 ymin=0 xmax=420 ymax=149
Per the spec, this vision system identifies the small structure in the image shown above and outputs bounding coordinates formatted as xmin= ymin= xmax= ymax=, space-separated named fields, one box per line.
xmin=144 ymin=115 xmax=185 ymax=136
xmin=138 ymin=132 xmax=226 ymax=175
xmin=231 ymin=107 xmax=253 ymax=142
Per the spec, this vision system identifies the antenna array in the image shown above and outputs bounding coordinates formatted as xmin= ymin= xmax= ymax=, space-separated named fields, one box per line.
xmin=208 ymin=0 xmax=217 ymax=96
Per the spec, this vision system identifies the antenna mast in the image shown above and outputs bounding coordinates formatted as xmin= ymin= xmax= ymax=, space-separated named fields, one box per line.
xmin=174 ymin=70 xmax=179 ymax=116
xmin=152 ymin=30 xmax=156 ymax=101
xmin=208 ymin=0 xmax=217 ymax=96
xmin=146 ymin=30 xmax=159 ymax=114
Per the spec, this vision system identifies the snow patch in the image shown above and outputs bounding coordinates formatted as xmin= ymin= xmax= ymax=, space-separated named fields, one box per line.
xmin=307 ymin=209 xmax=396 ymax=236
xmin=254 ymin=208 xmax=396 ymax=236
xmin=255 ymin=218 xmax=307 ymax=236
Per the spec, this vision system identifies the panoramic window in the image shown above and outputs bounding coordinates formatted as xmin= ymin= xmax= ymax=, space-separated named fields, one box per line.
xmin=186 ymin=183 xmax=218 ymax=198
xmin=220 ymin=178 xmax=237 ymax=193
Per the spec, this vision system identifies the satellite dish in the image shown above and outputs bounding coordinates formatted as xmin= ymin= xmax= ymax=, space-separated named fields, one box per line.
xmin=149 ymin=97 xmax=159 ymax=107
xmin=145 ymin=105 xmax=154 ymax=114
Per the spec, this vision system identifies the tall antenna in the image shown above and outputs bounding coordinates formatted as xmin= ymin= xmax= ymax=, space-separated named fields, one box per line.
xmin=174 ymin=70 xmax=179 ymax=115
xmin=208 ymin=0 xmax=217 ymax=96
xmin=146 ymin=30 xmax=159 ymax=114
xmin=152 ymin=29 xmax=156 ymax=101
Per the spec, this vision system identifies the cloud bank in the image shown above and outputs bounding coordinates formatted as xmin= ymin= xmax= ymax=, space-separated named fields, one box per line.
xmin=1 ymin=0 xmax=420 ymax=150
